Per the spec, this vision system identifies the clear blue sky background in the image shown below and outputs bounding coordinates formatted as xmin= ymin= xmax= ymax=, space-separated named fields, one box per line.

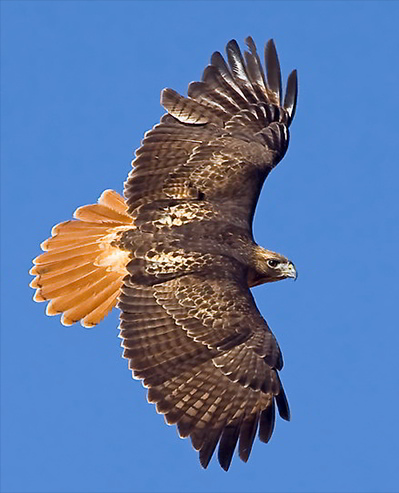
xmin=2 ymin=1 xmax=399 ymax=492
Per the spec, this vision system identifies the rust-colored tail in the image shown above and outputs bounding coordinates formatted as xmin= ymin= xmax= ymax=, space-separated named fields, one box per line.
xmin=30 ymin=190 xmax=133 ymax=327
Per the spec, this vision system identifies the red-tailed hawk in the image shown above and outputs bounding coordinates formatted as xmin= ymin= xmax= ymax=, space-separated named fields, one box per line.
xmin=30 ymin=37 xmax=298 ymax=471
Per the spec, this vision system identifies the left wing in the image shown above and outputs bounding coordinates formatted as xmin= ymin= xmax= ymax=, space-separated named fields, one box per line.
xmin=124 ymin=37 xmax=297 ymax=228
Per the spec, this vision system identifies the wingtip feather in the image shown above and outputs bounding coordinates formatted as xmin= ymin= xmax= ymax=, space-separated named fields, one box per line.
xmin=258 ymin=400 xmax=276 ymax=443
xmin=276 ymin=386 xmax=291 ymax=421
xmin=265 ymin=39 xmax=282 ymax=106
xmin=283 ymin=69 xmax=298 ymax=124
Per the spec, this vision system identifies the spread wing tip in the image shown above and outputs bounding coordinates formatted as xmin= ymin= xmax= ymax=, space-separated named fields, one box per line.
xmin=215 ymin=36 xmax=297 ymax=124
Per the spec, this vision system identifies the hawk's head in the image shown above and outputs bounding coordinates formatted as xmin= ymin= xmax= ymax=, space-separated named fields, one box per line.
xmin=248 ymin=246 xmax=297 ymax=287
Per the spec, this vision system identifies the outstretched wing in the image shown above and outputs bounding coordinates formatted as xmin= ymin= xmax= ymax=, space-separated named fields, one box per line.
xmin=124 ymin=37 xmax=297 ymax=228
xmin=119 ymin=257 xmax=289 ymax=471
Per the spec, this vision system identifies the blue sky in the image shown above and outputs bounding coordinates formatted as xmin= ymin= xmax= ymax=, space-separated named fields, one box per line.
xmin=1 ymin=1 xmax=399 ymax=492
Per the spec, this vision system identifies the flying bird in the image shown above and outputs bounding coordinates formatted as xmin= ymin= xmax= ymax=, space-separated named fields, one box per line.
xmin=30 ymin=36 xmax=298 ymax=471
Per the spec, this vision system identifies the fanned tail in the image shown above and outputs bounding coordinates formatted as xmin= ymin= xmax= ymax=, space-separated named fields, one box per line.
xmin=30 ymin=190 xmax=133 ymax=327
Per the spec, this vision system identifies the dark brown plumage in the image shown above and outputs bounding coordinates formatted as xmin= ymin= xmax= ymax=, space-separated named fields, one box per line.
xmin=30 ymin=37 xmax=298 ymax=470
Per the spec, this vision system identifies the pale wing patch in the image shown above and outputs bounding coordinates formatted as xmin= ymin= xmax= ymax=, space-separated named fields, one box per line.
xmin=142 ymin=249 xmax=214 ymax=277
xmin=30 ymin=190 xmax=134 ymax=327
xmin=155 ymin=203 xmax=215 ymax=228
xmin=133 ymin=201 xmax=218 ymax=233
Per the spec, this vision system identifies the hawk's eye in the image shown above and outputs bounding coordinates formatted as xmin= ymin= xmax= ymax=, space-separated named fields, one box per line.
xmin=267 ymin=259 xmax=280 ymax=268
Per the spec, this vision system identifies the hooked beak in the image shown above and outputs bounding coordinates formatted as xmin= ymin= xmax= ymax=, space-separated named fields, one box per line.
xmin=283 ymin=261 xmax=298 ymax=281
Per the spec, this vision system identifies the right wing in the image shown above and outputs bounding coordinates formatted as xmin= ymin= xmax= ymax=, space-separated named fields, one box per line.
xmin=119 ymin=258 xmax=289 ymax=471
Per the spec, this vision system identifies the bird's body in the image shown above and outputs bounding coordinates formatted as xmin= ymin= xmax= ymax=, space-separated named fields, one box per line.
xmin=30 ymin=37 xmax=298 ymax=470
